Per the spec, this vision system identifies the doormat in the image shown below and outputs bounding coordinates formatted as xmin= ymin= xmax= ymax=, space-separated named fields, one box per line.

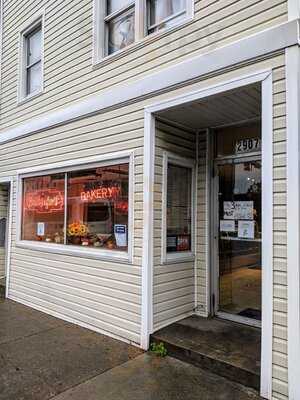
xmin=238 ymin=308 xmax=261 ymax=321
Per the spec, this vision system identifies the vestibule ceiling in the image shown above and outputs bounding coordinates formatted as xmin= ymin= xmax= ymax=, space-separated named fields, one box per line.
xmin=156 ymin=83 xmax=261 ymax=130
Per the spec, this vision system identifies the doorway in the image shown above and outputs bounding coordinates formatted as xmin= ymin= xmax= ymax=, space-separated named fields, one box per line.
xmin=212 ymin=122 xmax=262 ymax=326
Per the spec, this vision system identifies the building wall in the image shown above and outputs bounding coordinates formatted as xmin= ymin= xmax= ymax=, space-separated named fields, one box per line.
xmin=0 ymin=185 xmax=8 ymax=277
xmin=1 ymin=105 xmax=145 ymax=345
xmin=196 ymin=130 xmax=209 ymax=315
xmin=0 ymin=49 xmax=289 ymax=395
xmin=0 ymin=0 xmax=288 ymax=130
xmin=272 ymin=55 xmax=288 ymax=400
xmin=153 ymin=120 xmax=196 ymax=330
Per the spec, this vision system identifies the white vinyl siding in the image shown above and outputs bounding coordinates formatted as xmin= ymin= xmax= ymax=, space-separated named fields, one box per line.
xmin=1 ymin=106 xmax=145 ymax=345
xmin=272 ymin=59 xmax=288 ymax=400
xmin=153 ymin=120 xmax=196 ymax=330
xmin=0 ymin=0 xmax=288 ymax=129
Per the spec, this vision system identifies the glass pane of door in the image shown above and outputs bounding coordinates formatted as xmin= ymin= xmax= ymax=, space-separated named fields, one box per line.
xmin=218 ymin=160 xmax=262 ymax=321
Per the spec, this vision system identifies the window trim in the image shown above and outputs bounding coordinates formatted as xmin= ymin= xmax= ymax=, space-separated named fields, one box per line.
xmin=18 ymin=11 xmax=45 ymax=104
xmin=16 ymin=151 xmax=135 ymax=264
xmin=93 ymin=0 xmax=194 ymax=65
xmin=161 ymin=151 xmax=196 ymax=264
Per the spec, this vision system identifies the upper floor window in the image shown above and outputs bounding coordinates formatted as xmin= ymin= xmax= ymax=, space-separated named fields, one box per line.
xmin=94 ymin=0 xmax=193 ymax=61
xmin=105 ymin=1 xmax=135 ymax=55
xmin=18 ymin=16 xmax=44 ymax=102
xmin=148 ymin=0 xmax=187 ymax=34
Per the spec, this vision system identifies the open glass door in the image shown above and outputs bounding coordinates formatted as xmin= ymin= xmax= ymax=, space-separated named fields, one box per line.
xmin=212 ymin=123 xmax=262 ymax=326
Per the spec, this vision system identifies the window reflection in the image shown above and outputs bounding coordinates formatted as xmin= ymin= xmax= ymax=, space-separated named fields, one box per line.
xmin=22 ymin=174 xmax=65 ymax=243
xmin=148 ymin=0 xmax=186 ymax=33
xmin=67 ymin=164 xmax=129 ymax=251
xmin=108 ymin=10 xmax=135 ymax=54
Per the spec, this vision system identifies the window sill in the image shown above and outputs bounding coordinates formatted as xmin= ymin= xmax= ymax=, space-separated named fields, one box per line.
xmin=162 ymin=251 xmax=195 ymax=265
xmin=92 ymin=16 xmax=193 ymax=70
xmin=17 ymin=89 xmax=44 ymax=106
xmin=16 ymin=240 xmax=132 ymax=264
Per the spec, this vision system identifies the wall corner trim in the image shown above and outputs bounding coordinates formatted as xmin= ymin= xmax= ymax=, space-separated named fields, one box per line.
xmin=286 ymin=44 xmax=300 ymax=400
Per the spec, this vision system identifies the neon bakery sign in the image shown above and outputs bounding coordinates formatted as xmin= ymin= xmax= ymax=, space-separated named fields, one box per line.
xmin=24 ymin=189 xmax=64 ymax=213
xmin=80 ymin=185 xmax=121 ymax=202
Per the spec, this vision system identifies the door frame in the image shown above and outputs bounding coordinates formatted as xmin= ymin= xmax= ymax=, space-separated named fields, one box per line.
xmin=0 ymin=177 xmax=13 ymax=299
xmin=142 ymin=69 xmax=273 ymax=399
xmin=210 ymin=143 xmax=262 ymax=328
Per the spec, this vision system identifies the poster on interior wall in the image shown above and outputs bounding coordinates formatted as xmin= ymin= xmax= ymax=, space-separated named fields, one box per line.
xmin=238 ymin=220 xmax=254 ymax=239
xmin=220 ymin=220 xmax=235 ymax=232
xmin=177 ymin=235 xmax=190 ymax=251
xmin=37 ymin=222 xmax=45 ymax=236
xmin=114 ymin=224 xmax=127 ymax=247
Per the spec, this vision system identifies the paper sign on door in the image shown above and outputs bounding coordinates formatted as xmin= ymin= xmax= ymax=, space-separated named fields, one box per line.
xmin=238 ymin=220 xmax=255 ymax=239
xmin=224 ymin=201 xmax=253 ymax=220
xmin=220 ymin=220 xmax=235 ymax=232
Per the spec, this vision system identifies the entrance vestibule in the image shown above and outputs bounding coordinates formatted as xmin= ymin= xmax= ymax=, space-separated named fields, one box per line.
xmin=150 ymin=80 xmax=267 ymax=393
xmin=154 ymin=83 xmax=262 ymax=327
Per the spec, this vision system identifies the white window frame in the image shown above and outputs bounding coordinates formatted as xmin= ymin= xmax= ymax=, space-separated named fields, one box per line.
xmin=18 ymin=12 xmax=44 ymax=104
xmin=93 ymin=0 xmax=194 ymax=65
xmin=161 ymin=151 xmax=196 ymax=264
xmin=16 ymin=151 xmax=135 ymax=264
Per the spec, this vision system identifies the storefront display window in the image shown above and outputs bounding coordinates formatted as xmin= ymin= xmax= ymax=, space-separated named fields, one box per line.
xmin=22 ymin=173 xmax=65 ymax=242
xmin=67 ymin=164 xmax=128 ymax=251
xmin=166 ymin=163 xmax=192 ymax=253
xmin=21 ymin=163 xmax=129 ymax=253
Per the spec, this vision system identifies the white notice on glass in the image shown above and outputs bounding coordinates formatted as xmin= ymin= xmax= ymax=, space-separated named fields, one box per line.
xmin=114 ymin=224 xmax=127 ymax=247
xmin=234 ymin=201 xmax=254 ymax=220
xmin=220 ymin=220 xmax=235 ymax=232
xmin=223 ymin=202 xmax=235 ymax=219
xmin=238 ymin=220 xmax=254 ymax=239
xmin=37 ymin=222 xmax=45 ymax=236
xmin=224 ymin=201 xmax=253 ymax=220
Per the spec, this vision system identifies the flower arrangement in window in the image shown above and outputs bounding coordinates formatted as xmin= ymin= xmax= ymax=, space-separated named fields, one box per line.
xmin=67 ymin=222 xmax=89 ymax=245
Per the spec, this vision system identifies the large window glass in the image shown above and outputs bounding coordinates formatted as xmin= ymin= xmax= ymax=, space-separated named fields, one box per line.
xmin=22 ymin=174 xmax=65 ymax=242
xmin=166 ymin=163 xmax=192 ymax=253
xmin=67 ymin=164 xmax=129 ymax=250
xmin=148 ymin=0 xmax=186 ymax=34
xmin=105 ymin=0 xmax=135 ymax=55
xmin=21 ymin=163 xmax=129 ymax=253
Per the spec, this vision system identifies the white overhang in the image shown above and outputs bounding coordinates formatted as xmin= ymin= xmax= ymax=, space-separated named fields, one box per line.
xmin=0 ymin=19 xmax=299 ymax=144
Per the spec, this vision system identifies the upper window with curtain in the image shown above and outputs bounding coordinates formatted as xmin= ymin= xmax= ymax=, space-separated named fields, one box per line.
xmin=94 ymin=0 xmax=193 ymax=63
xmin=105 ymin=0 xmax=135 ymax=55
xmin=147 ymin=0 xmax=187 ymax=34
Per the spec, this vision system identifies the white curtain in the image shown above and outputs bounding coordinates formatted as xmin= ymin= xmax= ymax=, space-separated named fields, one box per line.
xmin=153 ymin=0 xmax=185 ymax=24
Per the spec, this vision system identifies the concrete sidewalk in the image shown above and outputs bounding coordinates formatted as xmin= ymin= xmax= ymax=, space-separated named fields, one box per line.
xmin=52 ymin=353 xmax=262 ymax=400
xmin=0 ymin=299 xmax=262 ymax=400
xmin=0 ymin=299 xmax=142 ymax=400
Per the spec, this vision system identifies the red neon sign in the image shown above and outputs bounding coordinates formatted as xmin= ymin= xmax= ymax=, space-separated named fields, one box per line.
xmin=81 ymin=186 xmax=121 ymax=202
xmin=24 ymin=189 xmax=64 ymax=213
